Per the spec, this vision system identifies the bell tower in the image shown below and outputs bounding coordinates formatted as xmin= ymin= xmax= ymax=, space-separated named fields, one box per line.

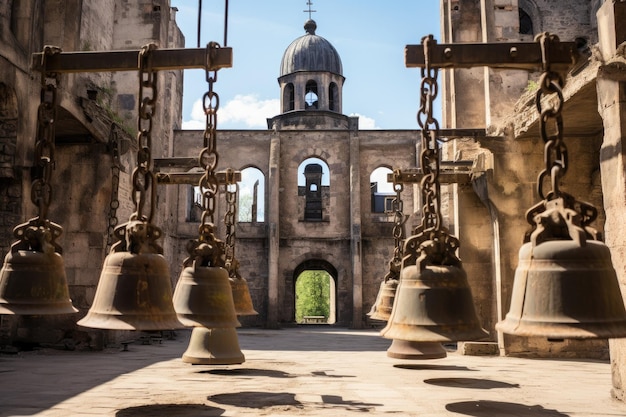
xmin=268 ymin=17 xmax=349 ymax=130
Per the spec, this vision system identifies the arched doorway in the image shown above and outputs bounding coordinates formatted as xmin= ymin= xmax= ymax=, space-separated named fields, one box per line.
xmin=293 ymin=260 xmax=337 ymax=324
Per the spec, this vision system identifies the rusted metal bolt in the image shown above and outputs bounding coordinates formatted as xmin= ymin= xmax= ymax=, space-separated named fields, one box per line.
xmin=510 ymin=46 xmax=518 ymax=58
xmin=444 ymin=48 xmax=452 ymax=59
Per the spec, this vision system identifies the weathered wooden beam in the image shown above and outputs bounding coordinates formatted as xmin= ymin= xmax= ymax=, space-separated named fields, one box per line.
xmin=156 ymin=170 xmax=241 ymax=185
xmin=388 ymin=167 xmax=472 ymax=185
xmin=32 ymin=47 xmax=233 ymax=73
xmin=405 ymin=41 xmax=578 ymax=72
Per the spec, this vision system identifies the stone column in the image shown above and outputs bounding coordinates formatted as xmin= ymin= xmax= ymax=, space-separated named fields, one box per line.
xmin=596 ymin=0 xmax=626 ymax=402
xmin=349 ymin=120 xmax=363 ymax=328
xmin=266 ymin=133 xmax=281 ymax=328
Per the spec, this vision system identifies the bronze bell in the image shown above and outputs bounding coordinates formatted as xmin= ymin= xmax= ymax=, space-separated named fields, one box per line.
xmin=182 ymin=326 xmax=245 ymax=365
xmin=387 ymin=339 xmax=447 ymax=360
xmin=173 ymin=261 xmax=241 ymax=328
xmin=230 ymin=277 xmax=258 ymax=316
xmin=381 ymin=230 xmax=488 ymax=343
xmin=78 ymin=221 xmax=184 ymax=330
xmin=368 ymin=278 xmax=398 ymax=321
xmin=0 ymin=219 xmax=77 ymax=315
xmin=497 ymin=198 xmax=626 ymax=339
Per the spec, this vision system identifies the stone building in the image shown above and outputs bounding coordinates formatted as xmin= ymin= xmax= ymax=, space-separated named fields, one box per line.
xmin=0 ymin=0 xmax=183 ymax=346
xmin=165 ymin=18 xmax=421 ymax=328
xmin=439 ymin=0 xmax=626 ymax=401
xmin=3 ymin=0 xmax=626 ymax=406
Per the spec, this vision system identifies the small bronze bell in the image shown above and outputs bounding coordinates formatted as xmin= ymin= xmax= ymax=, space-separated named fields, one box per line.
xmin=386 ymin=339 xmax=447 ymax=360
xmin=182 ymin=326 xmax=245 ymax=365
xmin=0 ymin=219 xmax=77 ymax=315
xmin=78 ymin=221 xmax=183 ymax=330
xmin=230 ymin=276 xmax=258 ymax=316
xmin=368 ymin=278 xmax=398 ymax=321
xmin=497 ymin=197 xmax=626 ymax=339
xmin=173 ymin=262 xmax=241 ymax=328
xmin=381 ymin=230 xmax=488 ymax=343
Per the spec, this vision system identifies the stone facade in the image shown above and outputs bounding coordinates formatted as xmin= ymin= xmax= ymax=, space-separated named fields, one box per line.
xmin=0 ymin=0 xmax=183 ymax=348
xmin=441 ymin=0 xmax=626 ymax=400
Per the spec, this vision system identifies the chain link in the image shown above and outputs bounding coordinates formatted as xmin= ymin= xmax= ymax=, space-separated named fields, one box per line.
xmin=131 ymin=43 xmax=158 ymax=223
xmin=535 ymin=34 xmax=567 ymax=201
xmin=383 ymin=175 xmax=406 ymax=281
xmin=106 ymin=126 xmax=122 ymax=252
xmin=223 ymin=168 xmax=240 ymax=278
xmin=183 ymin=42 xmax=226 ymax=268
xmin=31 ymin=46 xmax=62 ymax=222
xmin=416 ymin=35 xmax=442 ymax=234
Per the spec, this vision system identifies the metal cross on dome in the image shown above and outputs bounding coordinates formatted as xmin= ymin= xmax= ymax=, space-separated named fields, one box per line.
xmin=304 ymin=1 xmax=316 ymax=19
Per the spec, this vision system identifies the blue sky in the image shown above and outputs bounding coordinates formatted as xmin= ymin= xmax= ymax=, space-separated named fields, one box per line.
xmin=171 ymin=1 xmax=441 ymax=130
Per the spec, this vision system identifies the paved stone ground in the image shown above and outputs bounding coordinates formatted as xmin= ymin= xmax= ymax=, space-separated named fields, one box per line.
xmin=1 ymin=327 xmax=626 ymax=416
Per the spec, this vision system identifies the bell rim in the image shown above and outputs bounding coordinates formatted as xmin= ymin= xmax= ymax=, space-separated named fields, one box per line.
xmin=496 ymin=317 xmax=626 ymax=339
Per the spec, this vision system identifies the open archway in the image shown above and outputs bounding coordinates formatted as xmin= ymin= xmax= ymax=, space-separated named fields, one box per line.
xmin=293 ymin=259 xmax=337 ymax=324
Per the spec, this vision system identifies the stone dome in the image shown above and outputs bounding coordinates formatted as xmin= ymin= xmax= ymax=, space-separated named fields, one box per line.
xmin=280 ymin=19 xmax=343 ymax=76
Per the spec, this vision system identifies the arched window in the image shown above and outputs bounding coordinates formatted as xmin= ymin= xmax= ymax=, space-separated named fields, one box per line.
xmin=305 ymin=80 xmax=318 ymax=109
xmin=519 ymin=8 xmax=533 ymax=35
xmin=283 ymin=83 xmax=295 ymax=112
xmin=370 ymin=166 xmax=395 ymax=214
xmin=298 ymin=158 xmax=330 ymax=221
xmin=238 ymin=166 xmax=265 ymax=223
xmin=329 ymin=82 xmax=338 ymax=111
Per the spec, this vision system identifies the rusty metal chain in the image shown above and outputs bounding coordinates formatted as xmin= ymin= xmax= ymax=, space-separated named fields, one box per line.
xmin=523 ymin=33 xmax=599 ymax=244
xmin=10 ymin=46 xmax=65 ymax=256
xmin=31 ymin=46 xmax=62 ymax=222
xmin=131 ymin=43 xmax=158 ymax=224
xmin=401 ymin=35 xmax=461 ymax=269
xmin=107 ymin=43 xmax=164 ymax=256
xmin=223 ymin=168 xmax=241 ymax=278
xmin=106 ymin=125 xmax=122 ymax=252
xmin=184 ymin=42 xmax=226 ymax=268
xmin=383 ymin=175 xmax=406 ymax=282
xmin=416 ymin=35 xmax=442 ymax=234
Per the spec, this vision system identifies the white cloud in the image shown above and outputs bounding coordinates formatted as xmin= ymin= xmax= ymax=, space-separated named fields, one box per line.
xmin=349 ymin=113 xmax=379 ymax=129
xmin=182 ymin=94 xmax=280 ymax=130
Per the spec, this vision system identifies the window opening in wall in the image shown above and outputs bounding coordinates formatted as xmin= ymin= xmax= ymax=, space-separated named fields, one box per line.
xmin=305 ymin=80 xmax=318 ymax=109
xmin=519 ymin=8 xmax=533 ymax=35
xmin=295 ymin=270 xmax=336 ymax=324
xmin=284 ymin=83 xmax=295 ymax=111
xmin=298 ymin=158 xmax=329 ymax=222
xmin=238 ymin=166 xmax=265 ymax=223
xmin=370 ymin=166 xmax=394 ymax=214
xmin=329 ymin=82 xmax=337 ymax=111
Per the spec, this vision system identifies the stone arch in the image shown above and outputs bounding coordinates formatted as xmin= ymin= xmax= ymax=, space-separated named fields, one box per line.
xmin=518 ymin=0 xmax=542 ymax=37
xmin=297 ymin=157 xmax=330 ymax=221
xmin=293 ymin=258 xmax=338 ymax=324
xmin=238 ymin=165 xmax=265 ymax=223
xmin=370 ymin=165 xmax=395 ymax=214
xmin=282 ymin=83 xmax=295 ymax=112
xmin=305 ymin=80 xmax=319 ymax=109
xmin=328 ymin=82 xmax=338 ymax=112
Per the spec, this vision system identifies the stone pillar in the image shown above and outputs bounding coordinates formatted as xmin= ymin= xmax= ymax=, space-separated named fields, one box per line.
xmin=349 ymin=126 xmax=363 ymax=328
xmin=266 ymin=133 xmax=281 ymax=328
xmin=596 ymin=0 xmax=626 ymax=402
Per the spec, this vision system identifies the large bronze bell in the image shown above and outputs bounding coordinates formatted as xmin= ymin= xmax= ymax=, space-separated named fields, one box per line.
xmin=78 ymin=221 xmax=184 ymax=330
xmin=386 ymin=339 xmax=447 ymax=360
xmin=381 ymin=231 xmax=488 ymax=343
xmin=0 ymin=219 xmax=77 ymax=315
xmin=173 ymin=262 xmax=241 ymax=328
xmin=182 ymin=326 xmax=245 ymax=365
xmin=497 ymin=198 xmax=626 ymax=339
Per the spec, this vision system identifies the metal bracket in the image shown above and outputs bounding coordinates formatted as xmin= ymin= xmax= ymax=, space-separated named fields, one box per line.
xmin=31 ymin=47 xmax=233 ymax=73
xmin=405 ymin=40 xmax=579 ymax=73
xmin=389 ymin=164 xmax=473 ymax=185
